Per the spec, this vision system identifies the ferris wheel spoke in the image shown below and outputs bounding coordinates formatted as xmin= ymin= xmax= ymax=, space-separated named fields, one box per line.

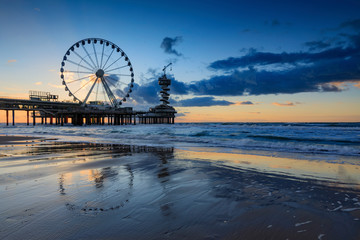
xmin=106 ymin=79 xmax=126 ymax=97
xmin=102 ymin=48 xmax=115 ymax=69
xmin=65 ymin=70 xmax=94 ymax=74
xmin=65 ymin=59 xmax=94 ymax=72
xmin=72 ymin=50 xmax=96 ymax=70
xmin=100 ymin=43 xmax=105 ymax=69
xmin=95 ymin=79 xmax=100 ymax=101
xmin=82 ymin=77 xmax=99 ymax=104
xmin=105 ymin=65 xmax=128 ymax=73
xmin=73 ymin=77 xmax=95 ymax=95
xmin=104 ymin=77 xmax=126 ymax=96
xmin=92 ymin=42 xmax=100 ymax=69
xmin=81 ymin=44 xmax=97 ymax=70
xmin=105 ymin=75 xmax=130 ymax=86
xmin=67 ymin=75 xmax=92 ymax=84
xmin=101 ymin=81 xmax=109 ymax=102
xmin=101 ymin=77 xmax=118 ymax=107
xmin=108 ymin=73 xmax=132 ymax=77
xmin=103 ymin=56 xmax=124 ymax=71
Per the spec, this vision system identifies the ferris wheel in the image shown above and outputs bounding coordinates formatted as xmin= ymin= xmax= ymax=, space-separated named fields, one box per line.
xmin=60 ymin=38 xmax=134 ymax=108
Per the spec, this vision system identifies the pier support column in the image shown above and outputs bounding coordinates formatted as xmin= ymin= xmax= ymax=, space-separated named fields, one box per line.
xmin=33 ymin=111 xmax=36 ymax=126
xmin=50 ymin=116 xmax=53 ymax=125
xmin=12 ymin=110 xmax=15 ymax=126
xmin=27 ymin=111 xmax=29 ymax=125
xmin=6 ymin=110 xmax=9 ymax=126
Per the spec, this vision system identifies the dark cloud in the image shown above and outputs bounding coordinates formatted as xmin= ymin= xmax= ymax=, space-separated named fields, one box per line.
xmin=271 ymin=19 xmax=280 ymax=26
xmin=129 ymin=81 xmax=159 ymax=104
xmin=176 ymin=113 xmax=186 ymax=117
xmin=305 ymin=40 xmax=331 ymax=51
xmin=191 ymin=53 xmax=360 ymax=96
xmin=130 ymin=71 xmax=190 ymax=105
xmin=208 ymin=46 xmax=358 ymax=70
xmin=200 ymin=20 xmax=360 ymax=96
xmin=264 ymin=19 xmax=288 ymax=27
xmin=160 ymin=36 xmax=183 ymax=56
xmin=238 ymin=101 xmax=254 ymax=105
xmin=175 ymin=97 xmax=234 ymax=107
xmin=319 ymin=83 xmax=342 ymax=92
xmin=339 ymin=19 xmax=360 ymax=31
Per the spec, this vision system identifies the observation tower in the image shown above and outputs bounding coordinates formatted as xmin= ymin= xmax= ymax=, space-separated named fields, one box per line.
xmin=138 ymin=63 xmax=177 ymax=124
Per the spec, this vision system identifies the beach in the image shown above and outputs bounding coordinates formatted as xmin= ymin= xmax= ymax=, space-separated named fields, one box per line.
xmin=0 ymin=126 xmax=360 ymax=239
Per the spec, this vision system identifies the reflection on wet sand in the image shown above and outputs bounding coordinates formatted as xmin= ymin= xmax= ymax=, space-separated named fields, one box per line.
xmin=0 ymin=142 xmax=359 ymax=240
xmin=176 ymin=148 xmax=360 ymax=189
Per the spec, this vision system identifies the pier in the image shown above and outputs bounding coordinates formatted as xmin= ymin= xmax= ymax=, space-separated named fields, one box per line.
xmin=0 ymin=96 xmax=175 ymax=126
xmin=1 ymin=38 xmax=176 ymax=126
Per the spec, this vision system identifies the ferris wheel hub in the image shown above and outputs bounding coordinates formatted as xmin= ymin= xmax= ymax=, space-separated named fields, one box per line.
xmin=95 ymin=69 xmax=105 ymax=78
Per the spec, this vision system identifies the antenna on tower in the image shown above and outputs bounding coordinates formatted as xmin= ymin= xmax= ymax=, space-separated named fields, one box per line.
xmin=162 ymin=62 xmax=172 ymax=76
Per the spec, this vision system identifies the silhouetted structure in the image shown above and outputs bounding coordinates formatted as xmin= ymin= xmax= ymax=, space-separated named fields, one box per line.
xmin=138 ymin=63 xmax=176 ymax=124
xmin=0 ymin=38 xmax=176 ymax=126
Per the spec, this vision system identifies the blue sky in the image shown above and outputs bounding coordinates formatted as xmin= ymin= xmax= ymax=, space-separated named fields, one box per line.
xmin=1 ymin=0 xmax=360 ymax=121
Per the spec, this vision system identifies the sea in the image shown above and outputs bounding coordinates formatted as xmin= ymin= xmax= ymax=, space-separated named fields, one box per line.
xmin=1 ymin=122 xmax=359 ymax=160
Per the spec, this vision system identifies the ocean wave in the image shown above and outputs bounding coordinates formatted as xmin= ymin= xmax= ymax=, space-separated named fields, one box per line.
xmin=248 ymin=134 xmax=360 ymax=145
xmin=1 ymin=123 xmax=360 ymax=157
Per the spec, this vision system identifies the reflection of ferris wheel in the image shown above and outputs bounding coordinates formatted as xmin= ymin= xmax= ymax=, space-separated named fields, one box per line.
xmin=60 ymin=38 xmax=134 ymax=108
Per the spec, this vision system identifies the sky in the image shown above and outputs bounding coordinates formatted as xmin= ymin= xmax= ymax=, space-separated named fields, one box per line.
xmin=1 ymin=0 xmax=360 ymax=122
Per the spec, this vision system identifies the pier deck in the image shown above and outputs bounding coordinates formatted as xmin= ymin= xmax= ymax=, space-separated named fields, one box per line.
xmin=0 ymin=98 xmax=175 ymax=126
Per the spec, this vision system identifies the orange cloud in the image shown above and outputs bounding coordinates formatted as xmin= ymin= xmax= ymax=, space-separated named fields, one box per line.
xmin=7 ymin=59 xmax=16 ymax=63
xmin=328 ymin=80 xmax=360 ymax=89
xmin=272 ymin=101 xmax=295 ymax=107
xmin=35 ymin=82 xmax=42 ymax=85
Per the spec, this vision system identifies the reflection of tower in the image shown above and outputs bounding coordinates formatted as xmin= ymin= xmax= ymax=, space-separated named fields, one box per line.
xmin=159 ymin=64 xmax=172 ymax=105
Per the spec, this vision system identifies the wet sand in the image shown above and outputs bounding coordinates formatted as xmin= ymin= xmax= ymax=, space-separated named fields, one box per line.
xmin=0 ymin=135 xmax=42 ymax=145
xmin=0 ymin=141 xmax=359 ymax=239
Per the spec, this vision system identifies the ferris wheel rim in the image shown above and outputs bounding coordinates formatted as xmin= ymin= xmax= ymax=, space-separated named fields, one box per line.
xmin=60 ymin=38 xmax=135 ymax=108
